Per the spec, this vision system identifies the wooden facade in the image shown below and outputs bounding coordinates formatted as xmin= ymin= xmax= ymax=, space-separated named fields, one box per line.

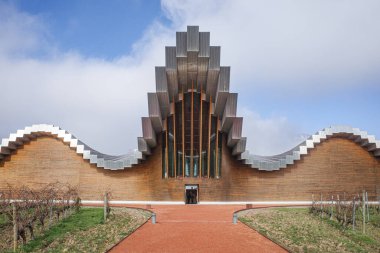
xmin=1 ymin=135 xmax=379 ymax=201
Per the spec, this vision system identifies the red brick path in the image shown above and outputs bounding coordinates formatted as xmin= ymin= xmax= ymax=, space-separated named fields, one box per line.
xmin=108 ymin=205 xmax=287 ymax=253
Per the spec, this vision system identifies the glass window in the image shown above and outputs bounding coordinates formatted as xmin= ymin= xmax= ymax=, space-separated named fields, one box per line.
xmin=162 ymin=91 xmax=222 ymax=179
xmin=193 ymin=156 xmax=199 ymax=177
xmin=168 ymin=116 xmax=175 ymax=177
xmin=162 ymin=132 xmax=166 ymax=178
xmin=175 ymin=102 xmax=183 ymax=177
xmin=185 ymin=156 xmax=191 ymax=177
xmin=217 ymin=131 xmax=223 ymax=178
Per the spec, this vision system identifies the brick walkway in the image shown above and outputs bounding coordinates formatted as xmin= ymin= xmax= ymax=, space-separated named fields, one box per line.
xmin=108 ymin=205 xmax=287 ymax=253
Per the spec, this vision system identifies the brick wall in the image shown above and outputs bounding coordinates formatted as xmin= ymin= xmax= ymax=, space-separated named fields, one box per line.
xmin=0 ymin=135 xmax=379 ymax=201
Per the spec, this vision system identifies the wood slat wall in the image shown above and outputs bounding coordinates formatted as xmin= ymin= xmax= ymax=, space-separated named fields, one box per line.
xmin=0 ymin=135 xmax=379 ymax=201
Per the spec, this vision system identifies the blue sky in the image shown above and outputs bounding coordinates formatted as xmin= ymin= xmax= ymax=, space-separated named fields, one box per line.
xmin=0 ymin=0 xmax=379 ymax=155
xmin=13 ymin=0 xmax=166 ymax=59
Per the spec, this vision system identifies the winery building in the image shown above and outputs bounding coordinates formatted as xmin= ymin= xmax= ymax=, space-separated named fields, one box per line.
xmin=1 ymin=26 xmax=379 ymax=203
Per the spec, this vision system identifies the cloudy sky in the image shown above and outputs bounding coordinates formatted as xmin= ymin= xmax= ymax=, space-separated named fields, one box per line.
xmin=0 ymin=0 xmax=379 ymax=156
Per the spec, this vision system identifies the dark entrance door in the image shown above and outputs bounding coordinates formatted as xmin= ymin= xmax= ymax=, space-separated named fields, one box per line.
xmin=185 ymin=185 xmax=198 ymax=204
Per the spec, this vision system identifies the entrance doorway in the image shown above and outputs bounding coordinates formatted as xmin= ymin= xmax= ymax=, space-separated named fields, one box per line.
xmin=185 ymin=185 xmax=198 ymax=204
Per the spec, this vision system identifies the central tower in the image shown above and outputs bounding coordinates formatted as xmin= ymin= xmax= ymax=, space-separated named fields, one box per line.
xmin=162 ymin=82 xmax=223 ymax=178
xmin=139 ymin=26 xmax=245 ymax=179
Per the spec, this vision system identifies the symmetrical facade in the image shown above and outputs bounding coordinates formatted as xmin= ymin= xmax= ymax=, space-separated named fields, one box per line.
xmin=141 ymin=26 xmax=238 ymax=179
xmin=0 ymin=26 xmax=379 ymax=202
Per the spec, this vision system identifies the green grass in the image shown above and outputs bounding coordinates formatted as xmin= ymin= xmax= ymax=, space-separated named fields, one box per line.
xmin=0 ymin=207 xmax=150 ymax=253
xmin=0 ymin=213 xmax=11 ymax=230
xmin=238 ymin=207 xmax=380 ymax=253
xmin=20 ymin=208 xmax=103 ymax=252
xmin=369 ymin=208 xmax=380 ymax=228
xmin=0 ymin=213 xmax=8 ymax=225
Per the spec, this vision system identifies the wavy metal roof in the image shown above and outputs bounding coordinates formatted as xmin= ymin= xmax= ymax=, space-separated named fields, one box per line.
xmin=0 ymin=124 xmax=142 ymax=170
xmin=238 ymin=125 xmax=380 ymax=171
xmin=0 ymin=124 xmax=379 ymax=171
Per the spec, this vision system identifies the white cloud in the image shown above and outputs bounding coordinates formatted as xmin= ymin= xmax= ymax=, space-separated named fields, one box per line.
xmin=1 ymin=0 xmax=379 ymax=155
xmin=0 ymin=4 xmax=175 ymax=155
xmin=239 ymin=107 xmax=307 ymax=156
xmin=162 ymin=0 xmax=380 ymax=93
xmin=0 ymin=2 xmax=51 ymax=56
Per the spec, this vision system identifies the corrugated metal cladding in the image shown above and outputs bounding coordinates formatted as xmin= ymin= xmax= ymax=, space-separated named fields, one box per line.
xmin=148 ymin=93 xmax=161 ymax=117
xmin=214 ymin=91 xmax=229 ymax=116
xmin=228 ymin=117 xmax=243 ymax=147
xmin=142 ymin=117 xmax=156 ymax=147
xmin=206 ymin=69 xmax=219 ymax=99
xmin=176 ymin=32 xmax=187 ymax=57
xmin=224 ymin=93 xmax=238 ymax=117
xmin=165 ymin=47 xmax=177 ymax=69
xmin=232 ymin=137 xmax=246 ymax=156
xmin=147 ymin=93 xmax=162 ymax=132
xmin=177 ymin=60 xmax=187 ymax=90
xmin=138 ymin=137 xmax=150 ymax=155
xmin=165 ymin=46 xmax=178 ymax=98
xmin=206 ymin=46 xmax=221 ymax=98
xmin=197 ymin=57 xmax=209 ymax=88
xmin=221 ymin=93 xmax=238 ymax=132
xmin=199 ymin=32 xmax=210 ymax=57
xmin=156 ymin=91 xmax=170 ymax=118
xmin=187 ymin=51 xmax=198 ymax=76
xmin=155 ymin=67 xmax=168 ymax=92
xmin=209 ymin=46 xmax=221 ymax=69
xmin=218 ymin=67 xmax=230 ymax=92
xmin=187 ymin=26 xmax=199 ymax=52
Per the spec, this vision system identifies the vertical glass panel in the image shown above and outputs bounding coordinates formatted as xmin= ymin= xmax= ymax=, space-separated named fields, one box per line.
xmin=175 ymin=102 xmax=183 ymax=177
xmin=162 ymin=132 xmax=166 ymax=178
xmin=209 ymin=148 xmax=215 ymax=178
xmin=192 ymin=92 xmax=200 ymax=177
xmin=177 ymin=151 xmax=183 ymax=177
xmin=201 ymin=100 xmax=209 ymax=177
xmin=209 ymin=116 xmax=217 ymax=178
xmin=217 ymin=132 xmax=223 ymax=178
xmin=168 ymin=116 xmax=175 ymax=177
xmin=185 ymin=156 xmax=191 ymax=177
xmin=193 ymin=156 xmax=199 ymax=177
xmin=162 ymin=91 xmax=222 ymax=179
xmin=184 ymin=93 xmax=192 ymax=177
xmin=201 ymin=151 xmax=207 ymax=177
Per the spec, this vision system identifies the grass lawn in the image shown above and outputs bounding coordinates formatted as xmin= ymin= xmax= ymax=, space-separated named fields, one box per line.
xmin=21 ymin=208 xmax=104 ymax=252
xmin=238 ymin=207 xmax=380 ymax=253
xmin=0 ymin=207 xmax=151 ymax=253
xmin=0 ymin=213 xmax=8 ymax=225
xmin=0 ymin=213 xmax=10 ymax=229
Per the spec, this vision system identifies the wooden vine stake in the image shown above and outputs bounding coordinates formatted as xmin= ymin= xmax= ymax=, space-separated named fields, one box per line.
xmin=366 ymin=191 xmax=369 ymax=222
xmin=104 ymin=192 xmax=108 ymax=222
xmin=320 ymin=193 xmax=323 ymax=218
xmin=13 ymin=202 xmax=17 ymax=252
xmin=362 ymin=190 xmax=366 ymax=234
xmin=48 ymin=206 xmax=53 ymax=229
xmin=352 ymin=197 xmax=356 ymax=230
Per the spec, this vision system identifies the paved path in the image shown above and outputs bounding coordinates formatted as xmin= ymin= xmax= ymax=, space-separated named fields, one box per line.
xmin=109 ymin=205 xmax=287 ymax=253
